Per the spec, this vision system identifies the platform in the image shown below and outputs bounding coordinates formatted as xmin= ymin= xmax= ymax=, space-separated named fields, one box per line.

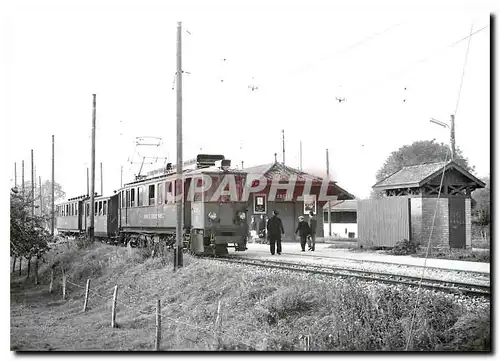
xmin=229 ymin=242 xmax=490 ymax=274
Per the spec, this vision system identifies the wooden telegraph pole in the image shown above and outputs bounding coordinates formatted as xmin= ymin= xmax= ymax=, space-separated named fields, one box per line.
xmin=87 ymin=167 xmax=89 ymax=196
xmin=89 ymin=95 xmax=96 ymax=243
xmin=22 ymin=160 xmax=25 ymax=196
xmin=174 ymin=22 xmax=184 ymax=270
xmin=39 ymin=176 xmax=43 ymax=215
xmin=51 ymin=135 xmax=55 ymax=236
xmin=100 ymin=162 xmax=103 ymax=196
xmin=14 ymin=162 xmax=17 ymax=189
xmin=31 ymin=150 xmax=35 ymax=218
xmin=282 ymin=129 xmax=285 ymax=165
xmin=450 ymin=114 xmax=456 ymax=160
xmin=326 ymin=149 xmax=332 ymax=237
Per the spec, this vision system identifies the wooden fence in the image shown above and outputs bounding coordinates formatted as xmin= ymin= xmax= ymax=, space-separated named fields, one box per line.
xmin=357 ymin=197 xmax=410 ymax=247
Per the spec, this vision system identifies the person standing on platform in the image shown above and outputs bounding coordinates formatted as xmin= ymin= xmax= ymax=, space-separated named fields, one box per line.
xmin=308 ymin=211 xmax=317 ymax=251
xmin=266 ymin=210 xmax=284 ymax=255
xmin=295 ymin=216 xmax=311 ymax=252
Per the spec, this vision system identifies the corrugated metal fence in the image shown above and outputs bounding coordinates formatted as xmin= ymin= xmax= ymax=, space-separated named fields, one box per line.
xmin=358 ymin=197 xmax=410 ymax=247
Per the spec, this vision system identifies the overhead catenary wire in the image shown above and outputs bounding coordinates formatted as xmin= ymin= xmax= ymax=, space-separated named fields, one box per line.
xmin=404 ymin=22 xmax=476 ymax=352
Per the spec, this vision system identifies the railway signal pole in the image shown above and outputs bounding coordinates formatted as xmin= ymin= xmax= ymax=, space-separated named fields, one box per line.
xmin=174 ymin=21 xmax=184 ymax=270
xmin=326 ymin=148 xmax=332 ymax=237
xmin=51 ymin=135 xmax=55 ymax=236
xmin=89 ymin=94 xmax=96 ymax=243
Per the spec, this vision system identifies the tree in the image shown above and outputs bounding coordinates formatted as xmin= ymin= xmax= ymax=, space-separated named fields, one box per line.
xmin=10 ymin=188 xmax=52 ymax=278
xmin=471 ymin=175 xmax=490 ymax=239
xmin=371 ymin=140 xmax=475 ymax=199
xmin=19 ymin=180 xmax=66 ymax=229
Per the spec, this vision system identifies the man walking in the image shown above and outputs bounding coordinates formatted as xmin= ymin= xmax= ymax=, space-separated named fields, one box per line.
xmin=308 ymin=211 xmax=317 ymax=251
xmin=295 ymin=216 xmax=311 ymax=252
xmin=267 ymin=210 xmax=284 ymax=255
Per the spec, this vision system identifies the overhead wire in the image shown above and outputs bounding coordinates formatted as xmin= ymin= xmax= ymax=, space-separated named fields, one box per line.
xmin=404 ymin=21 xmax=476 ymax=351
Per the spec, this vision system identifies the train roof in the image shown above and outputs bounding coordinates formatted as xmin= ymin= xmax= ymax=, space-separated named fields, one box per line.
xmin=120 ymin=166 xmax=246 ymax=189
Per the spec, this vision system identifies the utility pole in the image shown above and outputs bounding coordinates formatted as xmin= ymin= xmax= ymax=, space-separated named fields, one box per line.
xmin=89 ymin=94 xmax=96 ymax=243
xmin=87 ymin=168 xmax=89 ymax=196
xmin=51 ymin=135 xmax=55 ymax=236
xmin=120 ymin=166 xmax=123 ymax=187
xmin=31 ymin=150 xmax=35 ymax=218
xmin=22 ymin=160 xmax=25 ymax=196
xmin=299 ymin=140 xmax=303 ymax=171
xmin=100 ymin=162 xmax=103 ymax=196
xmin=282 ymin=129 xmax=285 ymax=165
xmin=14 ymin=162 xmax=17 ymax=189
xmin=39 ymin=176 xmax=42 ymax=215
xmin=241 ymin=161 xmax=244 ymax=170
xmin=326 ymin=149 xmax=332 ymax=237
xmin=450 ymin=114 xmax=456 ymax=161
xmin=174 ymin=22 xmax=184 ymax=270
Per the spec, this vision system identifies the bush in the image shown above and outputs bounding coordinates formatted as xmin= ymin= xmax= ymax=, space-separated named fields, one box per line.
xmin=390 ymin=239 xmax=419 ymax=255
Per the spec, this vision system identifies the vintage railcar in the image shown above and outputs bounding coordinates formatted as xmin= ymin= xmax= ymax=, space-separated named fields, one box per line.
xmin=55 ymin=196 xmax=86 ymax=236
xmin=83 ymin=194 xmax=120 ymax=242
xmin=117 ymin=155 xmax=248 ymax=255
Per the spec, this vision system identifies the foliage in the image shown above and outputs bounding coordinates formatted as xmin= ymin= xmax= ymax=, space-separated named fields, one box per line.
xmin=412 ymin=248 xmax=490 ymax=263
xmin=389 ymin=239 xmax=419 ymax=255
xmin=371 ymin=140 xmax=475 ymax=199
xmin=16 ymin=180 xmax=66 ymax=228
xmin=10 ymin=243 xmax=490 ymax=351
xmin=471 ymin=176 xmax=490 ymax=236
xmin=10 ymin=188 xmax=52 ymax=261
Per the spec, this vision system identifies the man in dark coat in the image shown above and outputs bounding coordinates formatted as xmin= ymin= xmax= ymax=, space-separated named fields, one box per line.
xmin=308 ymin=211 xmax=317 ymax=251
xmin=266 ymin=210 xmax=285 ymax=255
xmin=295 ymin=215 xmax=311 ymax=252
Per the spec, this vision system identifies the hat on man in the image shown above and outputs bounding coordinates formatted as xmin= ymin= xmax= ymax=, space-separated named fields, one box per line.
xmin=273 ymin=210 xmax=279 ymax=216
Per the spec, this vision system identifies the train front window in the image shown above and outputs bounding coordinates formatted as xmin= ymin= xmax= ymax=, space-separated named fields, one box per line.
xmin=103 ymin=201 xmax=107 ymax=215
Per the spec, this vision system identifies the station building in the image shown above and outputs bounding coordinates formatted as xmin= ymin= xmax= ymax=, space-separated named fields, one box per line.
xmin=243 ymin=161 xmax=355 ymax=241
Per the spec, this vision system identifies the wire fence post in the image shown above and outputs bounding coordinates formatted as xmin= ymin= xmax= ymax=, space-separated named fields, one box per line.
xmin=83 ymin=279 xmax=90 ymax=312
xmin=214 ymin=299 xmax=222 ymax=350
xmin=155 ymin=299 xmax=161 ymax=351
xmin=49 ymin=268 xmax=54 ymax=293
xmin=111 ymin=285 xmax=118 ymax=328
xmin=61 ymin=266 xmax=67 ymax=300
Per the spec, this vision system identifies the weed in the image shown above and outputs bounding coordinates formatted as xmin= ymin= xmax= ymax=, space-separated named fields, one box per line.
xmin=390 ymin=239 xmax=419 ymax=255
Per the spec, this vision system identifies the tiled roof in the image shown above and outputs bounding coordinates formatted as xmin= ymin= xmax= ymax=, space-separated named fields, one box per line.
xmin=243 ymin=162 xmax=356 ymax=200
xmin=372 ymin=160 xmax=486 ymax=190
xmin=243 ymin=162 xmax=324 ymax=182
xmin=373 ymin=162 xmax=446 ymax=189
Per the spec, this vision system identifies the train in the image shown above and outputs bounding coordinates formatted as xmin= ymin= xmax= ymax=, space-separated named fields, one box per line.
xmin=55 ymin=154 xmax=249 ymax=255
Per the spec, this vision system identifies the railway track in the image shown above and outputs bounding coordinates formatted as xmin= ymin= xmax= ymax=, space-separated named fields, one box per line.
xmin=216 ymin=256 xmax=491 ymax=298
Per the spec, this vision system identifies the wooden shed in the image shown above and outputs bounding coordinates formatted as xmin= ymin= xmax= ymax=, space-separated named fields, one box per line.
xmin=358 ymin=161 xmax=485 ymax=249
xmin=243 ymin=161 xmax=355 ymax=241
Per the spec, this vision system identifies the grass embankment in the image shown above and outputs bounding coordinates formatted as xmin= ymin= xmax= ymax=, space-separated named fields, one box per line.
xmin=11 ymin=243 xmax=490 ymax=351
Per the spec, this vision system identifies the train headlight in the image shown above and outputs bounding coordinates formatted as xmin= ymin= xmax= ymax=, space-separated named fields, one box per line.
xmin=208 ymin=212 xmax=217 ymax=220
xmin=238 ymin=212 xmax=246 ymax=220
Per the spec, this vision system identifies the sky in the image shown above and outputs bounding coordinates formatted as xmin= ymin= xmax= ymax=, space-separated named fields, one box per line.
xmin=3 ymin=0 xmax=492 ymax=202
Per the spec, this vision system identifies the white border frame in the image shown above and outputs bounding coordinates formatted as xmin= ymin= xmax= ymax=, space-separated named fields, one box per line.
xmin=253 ymin=194 xmax=267 ymax=215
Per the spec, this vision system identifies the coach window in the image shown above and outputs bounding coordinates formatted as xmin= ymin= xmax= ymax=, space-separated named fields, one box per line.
xmin=149 ymin=184 xmax=155 ymax=205
xmin=86 ymin=203 xmax=89 ymax=217
xmin=137 ymin=187 xmax=142 ymax=206
xmin=165 ymin=182 xmax=173 ymax=204
xmin=98 ymin=201 xmax=102 ymax=215
xmin=94 ymin=201 xmax=98 ymax=214
xmin=126 ymin=189 xmax=130 ymax=207
xmin=75 ymin=203 xmax=78 ymax=216
xmin=103 ymin=201 xmax=107 ymax=215
xmin=158 ymin=183 xmax=164 ymax=204
xmin=131 ymin=188 xmax=135 ymax=207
